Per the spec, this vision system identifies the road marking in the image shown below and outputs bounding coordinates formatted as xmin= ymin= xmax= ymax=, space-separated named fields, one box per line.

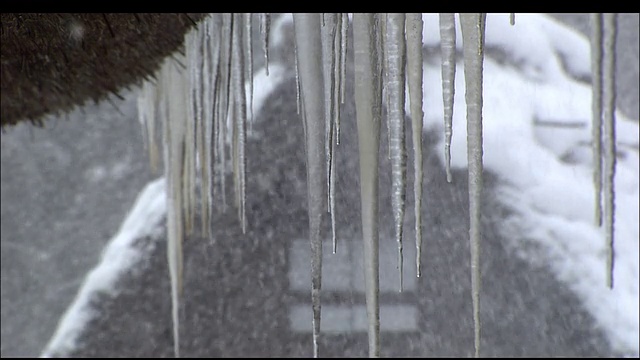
xmin=288 ymin=237 xmax=419 ymax=334
xmin=288 ymin=237 xmax=417 ymax=292
xmin=289 ymin=304 xmax=419 ymax=333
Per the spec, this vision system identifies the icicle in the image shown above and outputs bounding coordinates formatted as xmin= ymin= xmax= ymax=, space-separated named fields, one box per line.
xmin=293 ymin=28 xmax=307 ymax=137
xmin=261 ymin=13 xmax=270 ymax=76
xmin=353 ymin=13 xmax=382 ymax=358
xmin=510 ymin=13 xmax=515 ymax=26
xmin=460 ymin=13 xmax=486 ymax=358
xmin=293 ymin=14 xmax=326 ymax=358
xmin=439 ymin=13 xmax=456 ymax=183
xmin=160 ymin=53 xmax=190 ymax=359
xmin=330 ymin=122 xmax=338 ymax=254
xmin=197 ymin=22 xmax=209 ymax=237
xmin=217 ymin=14 xmax=234 ymax=212
xmin=232 ymin=13 xmax=247 ymax=233
xmin=244 ymin=13 xmax=254 ymax=135
xmin=331 ymin=16 xmax=342 ymax=252
xmin=385 ymin=13 xmax=407 ymax=292
xmin=321 ymin=13 xmax=338 ymax=254
xmin=321 ymin=13 xmax=335 ymax=208
xmin=590 ymin=13 xmax=604 ymax=227
xmin=405 ymin=13 xmax=424 ymax=278
xmin=339 ymin=13 xmax=348 ymax=107
xmin=602 ymin=13 xmax=617 ymax=289
xmin=380 ymin=13 xmax=392 ymax=161
xmin=184 ymin=29 xmax=198 ymax=238
xmin=334 ymin=12 xmax=349 ymax=145
xmin=188 ymin=26 xmax=207 ymax=237
xmin=138 ymin=80 xmax=160 ymax=173
xmin=294 ymin=39 xmax=302 ymax=115
xmin=201 ymin=16 xmax=217 ymax=238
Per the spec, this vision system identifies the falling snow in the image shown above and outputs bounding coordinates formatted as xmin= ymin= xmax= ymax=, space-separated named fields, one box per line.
xmin=133 ymin=12 xmax=624 ymax=358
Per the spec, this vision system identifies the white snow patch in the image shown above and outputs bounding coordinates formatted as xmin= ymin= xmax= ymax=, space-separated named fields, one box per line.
xmin=251 ymin=63 xmax=286 ymax=118
xmin=422 ymin=13 xmax=638 ymax=356
xmin=40 ymin=178 xmax=167 ymax=357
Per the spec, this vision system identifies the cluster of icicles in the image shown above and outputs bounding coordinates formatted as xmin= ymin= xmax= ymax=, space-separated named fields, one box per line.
xmin=137 ymin=13 xmax=619 ymax=358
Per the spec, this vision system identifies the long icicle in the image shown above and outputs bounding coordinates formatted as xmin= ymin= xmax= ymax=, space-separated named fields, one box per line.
xmin=439 ymin=13 xmax=456 ymax=183
xmin=321 ymin=13 xmax=338 ymax=254
xmin=184 ymin=29 xmax=198 ymax=238
xmin=209 ymin=15 xmax=224 ymax=217
xmin=590 ymin=13 xmax=604 ymax=227
xmin=602 ymin=12 xmax=617 ymax=289
xmin=293 ymin=14 xmax=326 ymax=358
xmin=353 ymin=13 xmax=382 ymax=358
xmin=331 ymin=14 xmax=342 ymax=253
xmin=460 ymin=13 xmax=486 ymax=358
xmin=188 ymin=25 xmax=207 ymax=237
xmin=218 ymin=13 xmax=234 ymax=212
xmin=230 ymin=15 xmax=240 ymax=222
xmin=232 ymin=13 xmax=248 ymax=233
xmin=385 ymin=13 xmax=407 ymax=292
xmin=405 ymin=13 xmax=424 ymax=278
xmin=162 ymin=54 xmax=189 ymax=359
xmin=202 ymin=16 xmax=218 ymax=238
xmin=321 ymin=14 xmax=334 ymax=227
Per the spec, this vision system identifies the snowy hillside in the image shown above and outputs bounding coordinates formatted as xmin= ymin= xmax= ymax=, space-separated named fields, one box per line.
xmin=420 ymin=13 xmax=639 ymax=356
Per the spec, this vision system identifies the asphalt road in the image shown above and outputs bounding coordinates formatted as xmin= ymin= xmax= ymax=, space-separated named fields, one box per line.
xmin=1 ymin=13 xmax=638 ymax=357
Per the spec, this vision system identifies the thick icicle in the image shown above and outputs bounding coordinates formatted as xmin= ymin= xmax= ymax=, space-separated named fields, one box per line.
xmin=510 ymin=13 xmax=515 ymax=26
xmin=405 ymin=13 xmax=424 ymax=278
xmin=187 ymin=26 xmax=206 ymax=237
xmin=261 ymin=13 xmax=270 ymax=76
xmin=385 ymin=13 xmax=407 ymax=292
xmin=602 ymin=13 xmax=617 ymax=289
xmin=439 ymin=13 xmax=456 ymax=183
xmin=460 ymin=13 xmax=486 ymax=358
xmin=161 ymin=53 xmax=190 ymax=359
xmin=293 ymin=14 xmax=326 ymax=358
xmin=353 ymin=13 xmax=382 ymax=358
xmin=231 ymin=13 xmax=248 ymax=233
xmin=590 ymin=13 xmax=604 ymax=227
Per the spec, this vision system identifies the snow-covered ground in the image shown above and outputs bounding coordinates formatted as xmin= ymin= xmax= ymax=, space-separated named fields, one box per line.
xmin=41 ymin=178 xmax=167 ymax=356
xmin=41 ymin=13 xmax=639 ymax=357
